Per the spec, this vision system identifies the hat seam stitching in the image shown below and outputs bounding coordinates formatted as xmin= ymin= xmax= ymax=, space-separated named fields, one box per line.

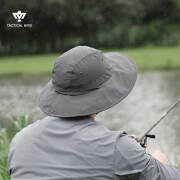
xmin=68 ymin=52 xmax=99 ymax=88
xmin=55 ymin=67 xmax=112 ymax=93
xmin=68 ymin=51 xmax=109 ymax=92
xmin=54 ymin=71 xmax=112 ymax=95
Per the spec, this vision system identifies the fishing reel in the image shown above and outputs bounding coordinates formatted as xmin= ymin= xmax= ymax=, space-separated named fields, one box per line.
xmin=137 ymin=134 xmax=156 ymax=148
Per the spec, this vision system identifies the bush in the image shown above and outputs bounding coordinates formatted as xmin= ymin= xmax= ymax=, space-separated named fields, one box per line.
xmin=97 ymin=21 xmax=180 ymax=48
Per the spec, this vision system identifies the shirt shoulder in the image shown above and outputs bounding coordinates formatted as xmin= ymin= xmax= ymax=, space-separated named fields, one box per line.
xmin=9 ymin=116 xmax=51 ymax=152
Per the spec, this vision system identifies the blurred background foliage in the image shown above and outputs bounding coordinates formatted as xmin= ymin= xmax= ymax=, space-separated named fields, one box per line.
xmin=0 ymin=0 xmax=180 ymax=55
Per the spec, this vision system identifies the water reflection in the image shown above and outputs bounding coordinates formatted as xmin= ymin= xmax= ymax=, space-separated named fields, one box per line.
xmin=0 ymin=71 xmax=179 ymax=165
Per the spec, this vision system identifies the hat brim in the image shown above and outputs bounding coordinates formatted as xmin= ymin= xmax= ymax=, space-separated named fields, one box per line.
xmin=38 ymin=52 xmax=137 ymax=117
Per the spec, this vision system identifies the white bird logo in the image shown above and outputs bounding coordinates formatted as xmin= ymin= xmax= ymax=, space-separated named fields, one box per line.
xmin=12 ymin=11 xmax=26 ymax=22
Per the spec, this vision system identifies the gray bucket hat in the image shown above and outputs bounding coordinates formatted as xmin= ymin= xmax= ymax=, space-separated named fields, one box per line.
xmin=38 ymin=46 xmax=137 ymax=117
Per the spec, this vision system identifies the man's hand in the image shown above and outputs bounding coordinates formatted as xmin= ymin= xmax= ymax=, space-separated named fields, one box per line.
xmin=152 ymin=150 xmax=169 ymax=164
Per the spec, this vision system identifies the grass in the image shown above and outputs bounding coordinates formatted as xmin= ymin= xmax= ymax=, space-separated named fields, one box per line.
xmin=0 ymin=115 xmax=29 ymax=180
xmin=107 ymin=46 xmax=180 ymax=71
xmin=0 ymin=46 xmax=180 ymax=76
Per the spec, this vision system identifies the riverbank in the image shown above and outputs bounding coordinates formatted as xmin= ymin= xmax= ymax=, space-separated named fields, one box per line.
xmin=0 ymin=46 xmax=180 ymax=76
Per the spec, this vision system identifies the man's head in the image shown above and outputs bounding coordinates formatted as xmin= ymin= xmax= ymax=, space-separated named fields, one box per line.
xmin=38 ymin=46 xmax=137 ymax=118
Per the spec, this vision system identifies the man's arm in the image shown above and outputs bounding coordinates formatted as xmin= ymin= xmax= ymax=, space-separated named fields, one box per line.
xmin=152 ymin=150 xmax=169 ymax=164
xmin=114 ymin=134 xmax=180 ymax=180
xmin=138 ymin=153 xmax=180 ymax=180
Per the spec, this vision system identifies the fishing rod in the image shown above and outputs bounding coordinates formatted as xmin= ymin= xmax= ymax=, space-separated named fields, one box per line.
xmin=138 ymin=99 xmax=180 ymax=148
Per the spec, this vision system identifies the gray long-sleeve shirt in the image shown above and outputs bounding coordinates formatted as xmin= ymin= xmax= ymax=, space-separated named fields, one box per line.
xmin=8 ymin=116 xmax=180 ymax=180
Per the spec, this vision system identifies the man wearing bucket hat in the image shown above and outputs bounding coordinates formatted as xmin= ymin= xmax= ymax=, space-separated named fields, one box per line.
xmin=8 ymin=46 xmax=180 ymax=179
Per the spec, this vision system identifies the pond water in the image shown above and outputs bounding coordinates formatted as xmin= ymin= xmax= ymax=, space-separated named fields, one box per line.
xmin=0 ymin=71 xmax=180 ymax=165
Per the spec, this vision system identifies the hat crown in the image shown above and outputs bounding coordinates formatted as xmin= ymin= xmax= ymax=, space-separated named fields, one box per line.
xmin=52 ymin=46 xmax=111 ymax=95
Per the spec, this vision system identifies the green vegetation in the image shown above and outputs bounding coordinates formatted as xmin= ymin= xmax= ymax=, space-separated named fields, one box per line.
xmin=0 ymin=115 xmax=29 ymax=180
xmin=0 ymin=46 xmax=179 ymax=76
xmin=118 ymin=46 xmax=180 ymax=71
xmin=1 ymin=0 xmax=180 ymax=54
